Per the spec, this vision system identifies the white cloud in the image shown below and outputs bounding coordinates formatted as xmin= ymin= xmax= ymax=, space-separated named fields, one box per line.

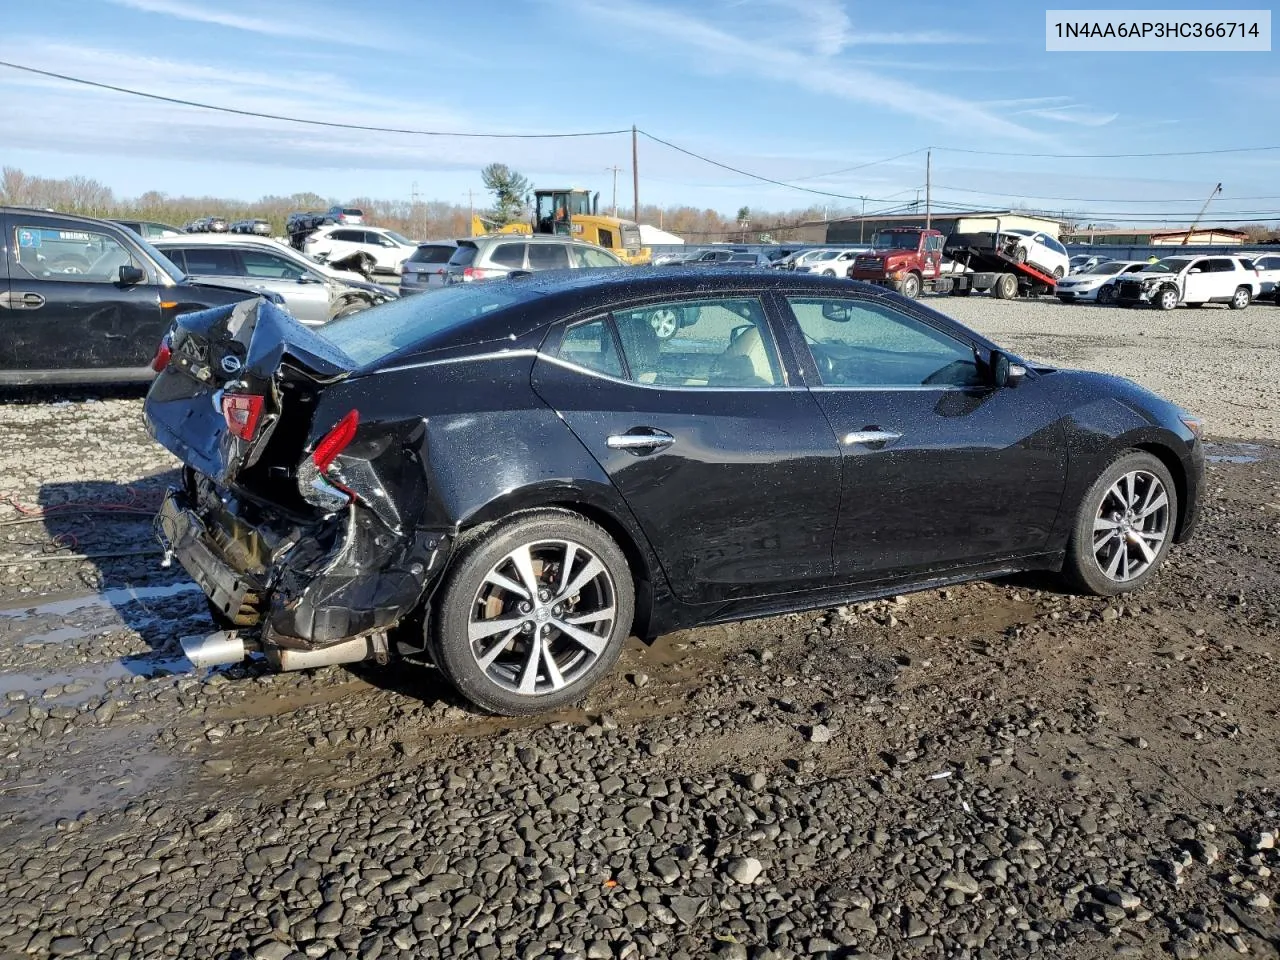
xmin=566 ymin=0 xmax=1045 ymax=142
xmin=1022 ymin=106 xmax=1119 ymax=128
xmin=104 ymin=0 xmax=398 ymax=49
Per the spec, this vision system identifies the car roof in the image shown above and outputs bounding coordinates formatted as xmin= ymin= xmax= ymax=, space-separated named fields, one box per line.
xmin=466 ymin=234 xmax=605 ymax=246
xmin=362 ymin=268 xmax=997 ymax=368
xmin=153 ymin=234 xmax=289 ymax=247
xmin=416 ymin=239 xmax=459 ymax=247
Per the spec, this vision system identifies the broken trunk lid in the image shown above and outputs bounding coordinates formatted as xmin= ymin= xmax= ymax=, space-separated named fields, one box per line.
xmin=144 ymin=299 xmax=355 ymax=485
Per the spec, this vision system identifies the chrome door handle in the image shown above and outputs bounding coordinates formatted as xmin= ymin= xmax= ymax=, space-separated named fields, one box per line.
xmin=843 ymin=429 xmax=902 ymax=446
xmin=5 ymin=292 xmax=45 ymax=310
xmin=607 ymin=430 xmax=675 ymax=453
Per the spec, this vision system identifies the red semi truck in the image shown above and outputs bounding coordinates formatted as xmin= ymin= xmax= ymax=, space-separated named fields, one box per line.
xmin=848 ymin=224 xmax=1059 ymax=299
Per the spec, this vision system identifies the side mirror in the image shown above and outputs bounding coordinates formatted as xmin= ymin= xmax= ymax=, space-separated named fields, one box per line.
xmin=1188 ymin=268 xmax=1202 ymax=275
xmin=990 ymin=350 xmax=1027 ymax=388
xmin=118 ymin=264 xmax=144 ymax=285
xmin=821 ymin=302 xmax=854 ymax=323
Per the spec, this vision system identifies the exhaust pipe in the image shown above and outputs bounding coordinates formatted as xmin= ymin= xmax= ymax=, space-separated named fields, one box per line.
xmin=181 ymin=630 xmax=256 ymax=668
xmin=275 ymin=634 xmax=381 ymax=672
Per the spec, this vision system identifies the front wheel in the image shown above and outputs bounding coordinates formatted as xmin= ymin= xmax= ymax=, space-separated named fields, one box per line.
xmin=1230 ymin=286 xmax=1252 ymax=310
xmin=1052 ymin=266 xmax=1065 ymax=280
xmin=432 ymin=510 xmax=635 ymax=715
xmin=1063 ymin=451 xmax=1178 ymax=596
xmin=898 ymin=273 xmax=921 ymax=299
xmin=1097 ymin=285 xmax=1117 ymax=306
xmin=1156 ymin=287 xmax=1179 ymax=311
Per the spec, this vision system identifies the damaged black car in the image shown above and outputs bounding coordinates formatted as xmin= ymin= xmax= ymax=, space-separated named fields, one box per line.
xmin=146 ymin=269 xmax=1204 ymax=715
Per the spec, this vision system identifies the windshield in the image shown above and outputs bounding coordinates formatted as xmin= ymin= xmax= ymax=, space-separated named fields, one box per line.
xmin=320 ymin=282 xmax=540 ymax=367
xmin=1092 ymin=261 xmax=1130 ymax=276
xmin=385 ymin=230 xmax=412 ymax=246
xmin=872 ymin=232 xmax=920 ymax=250
xmin=811 ymin=250 xmax=839 ymax=261
xmin=136 ymin=236 xmax=186 ymax=283
xmin=1142 ymin=258 xmax=1191 ymax=273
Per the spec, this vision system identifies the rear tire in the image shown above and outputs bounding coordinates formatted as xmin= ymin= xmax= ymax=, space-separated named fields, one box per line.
xmin=432 ymin=510 xmax=634 ymax=715
xmin=992 ymin=273 xmax=1018 ymax=299
xmin=331 ymin=300 xmax=367 ymax=320
xmin=1063 ymin=451 xmax=1178 ymax=597
xmin=1230 ymin=286 xmax=1252 ymax=310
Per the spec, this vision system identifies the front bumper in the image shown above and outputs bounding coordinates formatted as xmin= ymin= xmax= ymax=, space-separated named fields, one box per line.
xmin=157 ymin=482 xmax=449 ymax=650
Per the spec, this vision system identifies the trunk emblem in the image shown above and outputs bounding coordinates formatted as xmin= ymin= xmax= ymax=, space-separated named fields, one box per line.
xmin=220 ymin=355 xmax=243 ymax=374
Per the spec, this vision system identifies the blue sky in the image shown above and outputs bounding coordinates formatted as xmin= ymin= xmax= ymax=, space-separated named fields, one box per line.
xmin=3 ymin=0 xmax=1278 ymax=224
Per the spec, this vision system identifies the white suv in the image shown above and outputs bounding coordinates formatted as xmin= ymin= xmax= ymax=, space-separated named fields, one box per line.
xmin=1113 ymin=255 xmax=1260 ymax=311
xmin=302 ymin=225 xmax=417 ymax=275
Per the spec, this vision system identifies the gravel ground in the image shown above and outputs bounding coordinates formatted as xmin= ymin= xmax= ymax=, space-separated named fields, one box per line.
xmin=941 ymin=296 xmax=1280 ymax=442
xmin=0 ymin=297 xmax=1278 ymax=960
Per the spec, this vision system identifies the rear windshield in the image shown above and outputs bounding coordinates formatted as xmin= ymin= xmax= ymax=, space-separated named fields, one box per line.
xmin=320 ymin=284 xmax=539 ymax=367
xmin=448 ymin=244 xmax=478 ymax=267
xmin=408 ymin=244 xmax=456 ymax=264
xmin=342 ymin=208 xmax=363 ymax=216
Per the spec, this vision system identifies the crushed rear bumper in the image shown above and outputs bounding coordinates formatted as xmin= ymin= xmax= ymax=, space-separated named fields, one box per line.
xmin=157 ymin=482 xmax=450 ymax=650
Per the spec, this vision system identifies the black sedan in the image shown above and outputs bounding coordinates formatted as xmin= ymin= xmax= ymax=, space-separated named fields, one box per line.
xmin=145 ymin=269 xmax=1204 ymax=715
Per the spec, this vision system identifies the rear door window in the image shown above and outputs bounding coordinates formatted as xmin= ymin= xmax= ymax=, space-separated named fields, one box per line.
xmin=489 ymin=243 xmax=527 ymax=269
xmin=179 ymin=248 xmax=242 ymax=276
xmin=557 ymin=318 xmax=623 ymax=377
xmin=527 ymin=243 xmax=570 ymax=270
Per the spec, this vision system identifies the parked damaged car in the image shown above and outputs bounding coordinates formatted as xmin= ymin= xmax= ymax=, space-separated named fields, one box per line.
xmin=146 ymin=269 xmax=1204 ymax=716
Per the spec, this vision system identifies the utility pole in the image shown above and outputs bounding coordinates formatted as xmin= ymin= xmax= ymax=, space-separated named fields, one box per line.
xmin=925 ymin=149 xmax=932 ymax=231
xmin=631 ymin=125 xmax=640 ymax=224
xmin=606 ymin=165 xmax=622 ymax=218
xmin=860 ymin=196 xmax=866 ymax=243
xmin=1181 ymin=182 xmax=1222 ymax=246
xmin=411 ymin=181 xmax=421 ymax=239
xmin=467 ymin=189 xmax=475 ymax=236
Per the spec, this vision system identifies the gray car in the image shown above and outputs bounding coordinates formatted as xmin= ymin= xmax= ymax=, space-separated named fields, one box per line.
xmin=444 ymin=235 xmax=624 ymax=284
xmin=401 ymin=240 xmax=460 ymax=294
xmin=153 ymin=235 xmax=396 ymax=325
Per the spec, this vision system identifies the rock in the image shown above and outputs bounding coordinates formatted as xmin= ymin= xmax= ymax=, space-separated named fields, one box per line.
xmin=940 ymin=871 xmax=980 ymax=896
xmin=1256 ymin=831 xmax=1276 ymax=851
xmin=715 ymin=942 xmax=748 ymax=960
xmin=253 ymin=942 xmax=292 ymax=960
xmin=652 ymin=857 xmax=680 ymax=884
xmin=1101 ymin=889 xmax=1142 ymax=911
xmin=586 ymin=941 xmax=612 ymax=959
xmin=49 ymin=937 xmax=85 ymax=956
xmin=745 ymin=772 xmax=767 ymax=792
xmin=549 ymin=793 xmax=580 ymax=815
xmin=668 ymin=896 xmax=703 ymax=925
xmin=726 ymin=857 xmax=764 ymax=885
xmin=809 ymin=724 xmax=832 ymax=744
xmin=630 ymin=672 xmax=650 ymax=688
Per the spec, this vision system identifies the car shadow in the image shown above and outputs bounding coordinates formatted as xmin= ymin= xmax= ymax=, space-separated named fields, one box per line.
xmin=0 ymin=383 xmax=149 ymax=406
xmin=36 ymin=474 xmax=206 ymax=658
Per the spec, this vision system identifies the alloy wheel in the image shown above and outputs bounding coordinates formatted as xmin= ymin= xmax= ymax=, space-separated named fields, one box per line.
xmin=468 ymin=539 xmax=617 ymax=696
xmin=648 ymin=308 xmax=680 ymax=339
xmin=1092 ymin=470 xmax=1170 ymax=583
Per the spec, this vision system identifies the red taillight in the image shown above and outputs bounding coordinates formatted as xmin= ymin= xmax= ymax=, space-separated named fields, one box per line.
xmin=151 ymin=337 xmax=172 ymax=373
xmin=312 ymin=410 xmax=359 ymax=471
xmin=222 ymin=393 xmax=264 ymax=441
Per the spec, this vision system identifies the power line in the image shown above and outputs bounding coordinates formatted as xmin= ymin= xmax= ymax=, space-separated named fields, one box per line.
xmin=931 ymin=144 xmax=1280 ymax=159
xmin=785 ymin=147 xmax=930 ymax=182
xmin=638 ymin=130 xmax=914 ymax=203
xmin=0 ymin=60 xmax=630 ymax=139
xmin=931 ymin=183 xmax=1280 ymax=204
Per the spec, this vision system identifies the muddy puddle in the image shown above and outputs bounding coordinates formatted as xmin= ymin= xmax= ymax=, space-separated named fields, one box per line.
xmin=1204 ymin=440 xmax=1271 ymax=464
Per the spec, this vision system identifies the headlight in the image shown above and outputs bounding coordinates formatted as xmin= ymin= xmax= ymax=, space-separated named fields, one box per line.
xmin=1179 ymin=411 xmax=1204 ymax=439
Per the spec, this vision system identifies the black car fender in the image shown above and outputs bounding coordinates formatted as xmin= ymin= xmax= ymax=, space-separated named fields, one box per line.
xmin=1052 ymin=385 xmax=1200 ymax=544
